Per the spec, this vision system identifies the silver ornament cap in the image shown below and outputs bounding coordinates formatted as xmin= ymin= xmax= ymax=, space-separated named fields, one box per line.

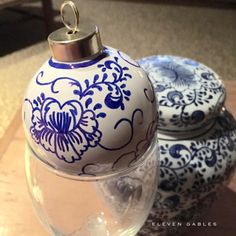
xmin=48 ymin=0 xmax=103 ymax=62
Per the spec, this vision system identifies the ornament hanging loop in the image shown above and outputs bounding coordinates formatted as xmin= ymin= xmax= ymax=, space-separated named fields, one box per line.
xmin=48 ymin=0 xmax=103 ymax=61
xmin=61 ymin=0 xmax=80 ymax=34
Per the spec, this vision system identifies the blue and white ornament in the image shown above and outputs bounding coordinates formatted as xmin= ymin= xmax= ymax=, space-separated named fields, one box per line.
xmin=22 ymin=15 xmax=158 ymax=176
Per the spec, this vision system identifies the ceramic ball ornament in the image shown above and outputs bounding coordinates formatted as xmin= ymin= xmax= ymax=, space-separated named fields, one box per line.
xmin=22 ymin=1 xmax=158 ymax=176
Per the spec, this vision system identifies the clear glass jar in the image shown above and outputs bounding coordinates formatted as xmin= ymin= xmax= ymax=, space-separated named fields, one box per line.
xmin=25 ymin=136 xmax=159 ymax=236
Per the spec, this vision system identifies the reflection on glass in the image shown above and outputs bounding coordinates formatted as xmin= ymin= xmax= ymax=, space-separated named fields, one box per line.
xmin=25 ymin=138 xmax=159 ymax=236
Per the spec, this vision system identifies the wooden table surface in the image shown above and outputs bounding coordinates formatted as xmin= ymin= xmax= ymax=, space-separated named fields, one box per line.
xmin=0 ymin=80 xmax=236 ymax=236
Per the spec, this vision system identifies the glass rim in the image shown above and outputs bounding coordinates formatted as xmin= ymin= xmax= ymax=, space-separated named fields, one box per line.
xmin=26 ymin=133 xmax=158 ymax=182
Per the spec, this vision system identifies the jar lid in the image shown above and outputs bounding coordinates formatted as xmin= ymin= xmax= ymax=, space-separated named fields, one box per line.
xmin=138 ymin=55 xmax=226 ymax=132
xmin=48 ymin=0 xmax=103 ymax=62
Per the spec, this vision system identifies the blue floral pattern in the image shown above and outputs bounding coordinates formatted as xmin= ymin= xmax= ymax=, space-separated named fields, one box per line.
xmin=154 ymin=60 xmax=196 ymax=87
xmin=25 ymin=55 xmax=134 ymax=163
xmin=138 ymin=55 xmax=226 ymax=131
xmin=26 ymin=94 xmax=102 ymax=163
xmin=24 ymin=49 xmax=157 ymax=173
xmin=137 ymin=55 xmax=236 ymax=235
xmin=139 ymin=109 xmax=236 ymax=236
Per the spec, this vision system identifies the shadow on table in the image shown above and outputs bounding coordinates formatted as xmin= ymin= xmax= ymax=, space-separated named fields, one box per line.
xmin=139 ymin=186 xmax=236 ymax=236
xmin=0 ymin=4 xmax=60 ymax=57
xmin=182 ymin=186 xmax=236 ymax=236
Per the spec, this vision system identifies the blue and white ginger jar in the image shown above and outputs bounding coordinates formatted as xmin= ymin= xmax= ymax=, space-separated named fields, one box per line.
xmin=138 ymin=55 xmax=236 ymax=235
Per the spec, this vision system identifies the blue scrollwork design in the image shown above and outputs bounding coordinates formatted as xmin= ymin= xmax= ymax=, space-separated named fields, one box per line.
xmin=144 ymin=87 xmax=156 ymax=104
xmin=37 ymin=56 xmax=132 ymax=111
xmin=78 ymin=117 xmax=157 ymax=176
xmin=97 ymin=56 xmax=132 ymax=110
xmin=158 ymin=109 xmax=236 ymax=194
xmin=118 ymin=51 xmax=140 ymax=68
xmin=99 ymin=108 xmax=143 ymax=151
xmin=112 ymin=118 xmax=157 ymax=169
xmin=159 ymin=142 xmax=219 ymax=192
xmin=138 ymin=56 xmax=225 ymax=129
xmin=25 ymin=54 xmax=148 ymax=164
xmin=144 ymin=110 xmax=236 ymax=236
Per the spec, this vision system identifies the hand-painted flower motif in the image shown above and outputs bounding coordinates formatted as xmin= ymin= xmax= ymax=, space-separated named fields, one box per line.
xmin=138 ymin=55 xmax=225 ymax=130
xmin=155 ymin=60 xmax=196 ymax=88
xmin=29 ymin=93 xmax=102 ymax=163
